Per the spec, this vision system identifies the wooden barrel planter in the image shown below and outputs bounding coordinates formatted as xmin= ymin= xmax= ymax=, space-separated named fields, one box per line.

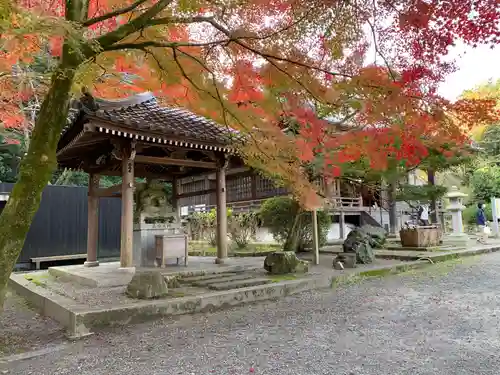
xmin=399 ymin=225 xmax=442 ymax=248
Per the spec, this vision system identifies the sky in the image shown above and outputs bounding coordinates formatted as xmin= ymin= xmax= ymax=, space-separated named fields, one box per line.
xmin=438 ymin=43 xmax=500 ymax=101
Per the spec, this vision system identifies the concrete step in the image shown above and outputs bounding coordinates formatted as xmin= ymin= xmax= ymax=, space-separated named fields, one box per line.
xmin=179 ymin=272 xmax=239 ymax=283
xmin=385 ymin=245 xmax=461 ymax=252
xmin=207 ymin=278 xmax=272 ymax=291
xmin=375 ymin=251 xmax=424 ymax=261
xmin=190 ymin=273 xmax=255 ymax=287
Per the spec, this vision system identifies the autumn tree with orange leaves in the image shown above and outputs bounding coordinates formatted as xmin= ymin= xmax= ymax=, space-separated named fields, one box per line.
xmin=0 ymin=0 xmax=499 ymax=305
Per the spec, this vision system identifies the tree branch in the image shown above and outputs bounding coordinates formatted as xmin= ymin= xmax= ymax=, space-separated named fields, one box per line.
xmin=102 ymin=39 xmax=230 ymax=52
xmin=82 ymin=0 xmax=149 ymax=27
xmin=144 ymin=15 xmax=356 ymax=79
xmin=90 ymin=0 xmax=174 ymax=54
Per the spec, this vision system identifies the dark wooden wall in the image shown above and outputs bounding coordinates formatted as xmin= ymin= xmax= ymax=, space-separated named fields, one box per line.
xmin=0 ymin=183 xmax=121 ymax=263
xmin=177 ymin=170 xmax=288 ymax=209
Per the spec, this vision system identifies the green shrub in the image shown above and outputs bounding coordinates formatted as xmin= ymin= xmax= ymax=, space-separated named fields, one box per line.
xmin=470 ymin=165 xmax=500 ymax=203
xmin=188 ymin=208 xmax=258 ymax=249
xmin=259 ymin=196 xmax=330 ymax=251
xmin=463 ymin=203 xmax=493 ymax=225
xmin=188 ymin=208 xmax=231 ymax=245
xmin=228 ymin=211 xmax=259 ymax=249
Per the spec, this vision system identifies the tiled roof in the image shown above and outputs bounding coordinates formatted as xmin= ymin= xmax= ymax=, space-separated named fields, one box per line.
xmin=65 ymin=92 xmax=241 ymax=149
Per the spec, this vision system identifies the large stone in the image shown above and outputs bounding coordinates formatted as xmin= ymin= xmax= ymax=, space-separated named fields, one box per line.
xmin=264 ymin=251 xmax=309 ymax=274
xmin=360 ymin=224 xmax=387 ymax=249
xmin=126 ymin=271 xmax=168 ymax=299
xmin=343 ymin=228 xmax=375 ymax=264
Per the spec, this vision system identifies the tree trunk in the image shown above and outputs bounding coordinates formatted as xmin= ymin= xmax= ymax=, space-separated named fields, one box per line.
xmin=284 ymin=208 xmax=303 ymax=252
xmin=388 ymin=182 xmax=398 ymax=235
xmin=0 ymin=68 xmax=75 ymax=309
xmin=427 ymin=168 xmax=438 ymax=223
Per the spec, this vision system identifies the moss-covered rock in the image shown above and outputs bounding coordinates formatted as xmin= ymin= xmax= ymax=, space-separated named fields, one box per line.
xmin=343 ymin=229 xmax=374 ymax=264
xmin=263 ymin=251 xmax=309 ymax=274
xmin=342 ymin=225 xmax=387 ymax=264
xmin=126 ymin=271 xmax=168 ymax=299
xmin=360 ymin=224 xmax=387 ymax=248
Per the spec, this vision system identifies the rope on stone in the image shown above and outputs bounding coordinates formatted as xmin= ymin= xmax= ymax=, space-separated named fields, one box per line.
xmin=417 ymin=257 xmax=434 ymax=264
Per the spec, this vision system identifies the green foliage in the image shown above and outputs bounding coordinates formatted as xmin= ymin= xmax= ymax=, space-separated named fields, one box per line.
xmin=188 ymin=208 xmax=232 ymax=246
xmin=470 ymin=165 xmax=500 ymax=203
xmin=51 ymin=169 xmax=89 ymax=186
xmin=259 ymin=196 xmax=330 ymax=251
xmin=396 ymin=184 xmax=447 ymax=203
xmin=228 ymin=211 xmax=259 ymax=249
xmin=422 ymin=146 xmax=473 ymax=172
xmin=0 ymin=135 xmax=22 ymax=183
xmin=50 ymin=169 xmax=132 ymax=188
xmin=463 ymin=203 xmax=493 ymax=225
xmin=259 ymin=197 xmax=296 ymax=243
xmin=479 ymin=125 xmax=500 ymax=157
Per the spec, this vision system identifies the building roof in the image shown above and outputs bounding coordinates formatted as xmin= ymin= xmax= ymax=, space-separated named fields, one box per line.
xmin=58 ymin=92 xmax=240 ymax=156
xmin=56 ymin=92 xmax=243 ymax=177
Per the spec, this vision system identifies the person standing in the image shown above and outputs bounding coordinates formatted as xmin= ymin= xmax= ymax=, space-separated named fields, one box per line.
xmin=418 ymin=203 xmax=430 ymax=226
xmin=476 ymin=202 xmax=488 ymax=244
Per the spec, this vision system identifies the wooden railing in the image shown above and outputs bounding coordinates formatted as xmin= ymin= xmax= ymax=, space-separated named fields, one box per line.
xmin=326 ymin=196 xmax=364 ymax=210
xmin=183 ymin=196 xmax=364 ymax=215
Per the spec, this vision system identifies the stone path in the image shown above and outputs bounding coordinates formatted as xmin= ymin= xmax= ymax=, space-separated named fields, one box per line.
xmin=4 ymin=252 xmax=500 ymax=374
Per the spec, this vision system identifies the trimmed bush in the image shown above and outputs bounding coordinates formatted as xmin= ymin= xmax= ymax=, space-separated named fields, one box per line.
xmin=259 ymin=196 xmax=330 ymax=252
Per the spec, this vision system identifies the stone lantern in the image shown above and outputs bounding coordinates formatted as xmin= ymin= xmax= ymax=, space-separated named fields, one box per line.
xmin=444 ymin=186 xmax=468 ymax=245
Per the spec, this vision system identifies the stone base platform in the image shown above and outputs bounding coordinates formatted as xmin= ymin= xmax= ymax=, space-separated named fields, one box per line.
xmin=48 ymin=256 xmax=266 ymax=288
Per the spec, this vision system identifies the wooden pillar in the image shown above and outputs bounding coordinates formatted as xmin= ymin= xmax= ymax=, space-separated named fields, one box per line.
xmin=85 ymin=173 xmax=100 ymax=267
xmin=172 ymin=178 xmax=179 ymax=218
xmin=215 ymin=164 xmax=228 ymax=264
xmin=120 ymin=146 xmax=135 ymax=268
xmin=339 ymin=211 xmax=346 ymax=240
xmin=387 ymin=181 xmax=397 ymax=235
xmin=312 ymin=209 xmax=319 ymax=265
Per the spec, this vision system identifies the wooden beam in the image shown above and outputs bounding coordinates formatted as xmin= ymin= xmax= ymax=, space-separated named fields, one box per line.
xmin=135 ymin=155 xmax=217 ymax=169
xmin=95 ymin=183 xmax=122 ymax=198
xmin=176 ymin=188 xmax=216 ymax=199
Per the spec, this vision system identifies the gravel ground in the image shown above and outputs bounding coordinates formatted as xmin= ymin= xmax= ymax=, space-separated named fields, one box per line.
xmin=0 ymin=290 xmax=66 ymax=357
xmin=5 ymin=252 xmax=500 ymax=374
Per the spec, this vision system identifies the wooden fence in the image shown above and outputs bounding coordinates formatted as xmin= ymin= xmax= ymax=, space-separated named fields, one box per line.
xmin=0 ymin=183 xmax=121 ymax=264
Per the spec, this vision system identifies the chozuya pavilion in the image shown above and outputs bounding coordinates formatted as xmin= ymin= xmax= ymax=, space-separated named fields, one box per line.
xmin=57 ymin=91 xmax=243 ymax=268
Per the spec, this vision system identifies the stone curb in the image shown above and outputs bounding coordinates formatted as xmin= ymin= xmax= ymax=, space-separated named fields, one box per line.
xmin=8 ymin=273 xmax=93 ymax=338
xmin=9 ymin=244 xmax=500 ymax=338
xmin=0 ymin=344 xmax=69 ymax=366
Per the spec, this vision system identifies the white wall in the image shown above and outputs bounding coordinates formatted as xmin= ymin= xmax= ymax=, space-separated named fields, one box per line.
xmin=255 ymin=223 xmax=354 ymax=244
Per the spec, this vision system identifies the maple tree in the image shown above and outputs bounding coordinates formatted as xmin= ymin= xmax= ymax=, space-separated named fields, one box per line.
xmin=0 ymin=0 xmax=499 ymax=306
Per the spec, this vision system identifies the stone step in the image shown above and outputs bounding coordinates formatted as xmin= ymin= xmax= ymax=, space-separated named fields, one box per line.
xmin=207 ymin=278 xmax=272 ymax=291
xmin=179 ymin=272 xmax=239 ymax=283
xmin=190 ymin=273 xmax=255 ymax=287
xmin=385 ymin=245 xmax=460 ymax=252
